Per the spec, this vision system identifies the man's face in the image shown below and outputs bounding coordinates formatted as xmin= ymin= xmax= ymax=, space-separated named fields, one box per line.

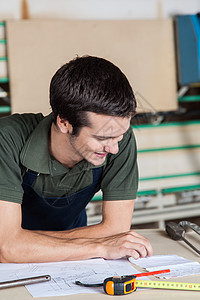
xmin=68 ymin=112 xmax=131 ymax=166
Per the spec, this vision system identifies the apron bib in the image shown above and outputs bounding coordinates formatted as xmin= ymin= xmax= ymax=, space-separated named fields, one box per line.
xmin=21 ymin=167 xmax=103 ymax=230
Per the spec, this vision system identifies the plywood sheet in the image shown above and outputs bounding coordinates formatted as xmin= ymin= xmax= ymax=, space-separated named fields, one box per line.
xmin=138 ymin=148 xmax=200 ymax=178
xmin=138 ymin=174 xmax=200 ymax=192
xmin=133 ymin=122 xmax=200 ymax=150
xmin=6 ymin=19 xmax=177 ymax=115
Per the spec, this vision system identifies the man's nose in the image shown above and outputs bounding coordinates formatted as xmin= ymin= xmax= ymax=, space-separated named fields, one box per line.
xmin=104 ymin=139 xmax=119 ymax=154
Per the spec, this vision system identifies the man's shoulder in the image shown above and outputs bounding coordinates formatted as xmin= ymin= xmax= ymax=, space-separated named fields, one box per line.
xmin=0 ymin=113 xmax=44 ymax=135
xmin=0 ymin=113 xmax=45 ymax=149
xmin=0 ymin=113 xmax=44 ymax=127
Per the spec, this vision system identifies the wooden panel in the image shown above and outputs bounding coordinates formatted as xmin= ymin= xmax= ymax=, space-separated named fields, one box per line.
xmin=0 ymin=22 xmax=5 ymax=39
xmin=138 ymin=148 xmax=200 ymax=178
xmin=133 ymin=121 xmax=200 ymax=150
xmin=0 ymin=42 xmax=6 ymax=57
xmin=134 ymin=121 xmax=200 ymax=191
xmin=0 ymin=59 xmax=7 ymax=77
xmin=138 ymin=174 xmax=200 ymax=192
xmin=6 ymin=19 xmax=177 ymax=114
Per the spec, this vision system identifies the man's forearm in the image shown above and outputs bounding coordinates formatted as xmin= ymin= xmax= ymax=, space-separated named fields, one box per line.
xmin=35 ymin=221 xmax=114 ymax=239
xmin=1 ymin=228 xmax=153 ymax=264
xmin=0 ymin=200 xmax=153 ymax=263
xmin=0 ymin=228 xmax=101 ymax=263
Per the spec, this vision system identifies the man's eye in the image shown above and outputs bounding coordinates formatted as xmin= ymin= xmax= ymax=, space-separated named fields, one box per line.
xmin=96 ymin=137 xmax=107 ymax=141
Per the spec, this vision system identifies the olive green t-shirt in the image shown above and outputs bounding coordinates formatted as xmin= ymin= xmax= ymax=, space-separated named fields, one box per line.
xmin=0 ymin=113 xmax=138 ymax=204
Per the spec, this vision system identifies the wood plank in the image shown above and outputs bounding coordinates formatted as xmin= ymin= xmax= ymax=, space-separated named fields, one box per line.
xmin=138 ymin=148 xmax=200 ymax=178
xmin=6 ymin=19 xmax=177 ymax=114
xmin=138 ymin=174 xmax=200 ymax=191
xmin=133 ymin=122 xmax=200 ymax=150
xmin=0 ymin=59 xmax=7 ymax=77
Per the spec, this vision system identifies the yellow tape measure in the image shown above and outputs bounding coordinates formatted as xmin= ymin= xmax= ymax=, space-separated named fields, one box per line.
xmin=136 ymin=280 xmax=200 ymax=291
xmin=103 ymin=276 xmax=200 ymax=295
xmin=76 ymin=275 xmax=200 ymax=295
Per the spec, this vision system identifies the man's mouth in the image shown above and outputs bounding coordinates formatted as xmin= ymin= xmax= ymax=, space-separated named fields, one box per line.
xmin=94 ymin=152 xmax=107 ymax=159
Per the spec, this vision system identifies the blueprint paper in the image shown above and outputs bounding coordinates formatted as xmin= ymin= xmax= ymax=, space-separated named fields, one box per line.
xmin=146 ymin=262 xmax=200 ymax=279
xmin=0 ymin=258 xmax=140 ymax=297
xmin=129 ymin=255 xmax=194 ymax=268
xmin=129 ymin=255 xmax=200 ymax=278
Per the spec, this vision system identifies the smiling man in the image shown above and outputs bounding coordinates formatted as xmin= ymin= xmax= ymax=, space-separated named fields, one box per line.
xmin=0 ymin=56 xmax=153 ymax=263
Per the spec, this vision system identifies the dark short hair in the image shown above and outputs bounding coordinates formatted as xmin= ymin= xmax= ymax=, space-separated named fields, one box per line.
xmin=49 ymin=55 xmax=136 ymax=135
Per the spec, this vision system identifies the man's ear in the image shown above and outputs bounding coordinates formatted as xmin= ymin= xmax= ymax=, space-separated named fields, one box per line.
xmin=56 ymin=115 xmax=73 ymax=134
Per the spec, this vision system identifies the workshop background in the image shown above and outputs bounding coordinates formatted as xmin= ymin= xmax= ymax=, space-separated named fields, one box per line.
xmin=0 ymin=0 xmax=200 ymax=229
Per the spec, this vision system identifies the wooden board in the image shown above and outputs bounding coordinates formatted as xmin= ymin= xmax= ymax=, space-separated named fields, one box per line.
xmin=138 ymin=148 xmax=200 ymax=178
xmin=133 ymin=121 xmax=200 ymax=192
xmin=133 ymin=122 xmax=200 ymax=150
xmin=138 ymin=174 xmax=200 ymax=193
xmin=6 ymin=19 xmax=177 ymax=114
xmin=0 ymin=60 xmax=7 ymax=77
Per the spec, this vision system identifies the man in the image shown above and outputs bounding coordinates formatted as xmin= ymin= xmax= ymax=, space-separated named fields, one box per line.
xmin=0 ymin=56 xmax=153 ymax=263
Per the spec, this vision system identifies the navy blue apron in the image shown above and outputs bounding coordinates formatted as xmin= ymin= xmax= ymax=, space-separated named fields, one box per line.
xmin=21 ymin=167 xmax=103 ymax=231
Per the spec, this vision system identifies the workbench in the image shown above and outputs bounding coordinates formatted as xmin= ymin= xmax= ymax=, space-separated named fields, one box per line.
xmin=0 ymin=229 xmax=199 ymax=300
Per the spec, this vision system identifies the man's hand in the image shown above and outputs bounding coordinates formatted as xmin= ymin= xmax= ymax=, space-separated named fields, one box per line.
xmin=97 ymin=230 xmax=153 ymax=260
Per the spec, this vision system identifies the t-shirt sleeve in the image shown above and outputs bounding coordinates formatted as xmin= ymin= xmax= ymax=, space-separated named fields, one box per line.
xmin=0 ymin=114 xmax=43 ymax=204
xmin=0 ymin=129 xmax=24 ymax=203
xmin=101 ymin=127 xmax=138 ymax=201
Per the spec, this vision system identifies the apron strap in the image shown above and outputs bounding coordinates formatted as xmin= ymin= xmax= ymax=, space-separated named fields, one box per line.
xmin=23 ymin=169 xmax=40 ymax=186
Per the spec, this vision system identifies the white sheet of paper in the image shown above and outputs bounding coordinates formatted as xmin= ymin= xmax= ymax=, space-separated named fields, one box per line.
xmin=0 ymin=258 xmax=141 ymax=297
xmin=128 ymin=255 xmax=200 ymax=278
xmin=129 ymin=255 xmax=194 ymax=268
xmin=146 ymin=262 xmax=200 ymax=279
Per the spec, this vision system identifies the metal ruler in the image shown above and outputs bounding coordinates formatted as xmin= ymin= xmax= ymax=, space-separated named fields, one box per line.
xmin=136 ymin=280 xmax=200 ymax=291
